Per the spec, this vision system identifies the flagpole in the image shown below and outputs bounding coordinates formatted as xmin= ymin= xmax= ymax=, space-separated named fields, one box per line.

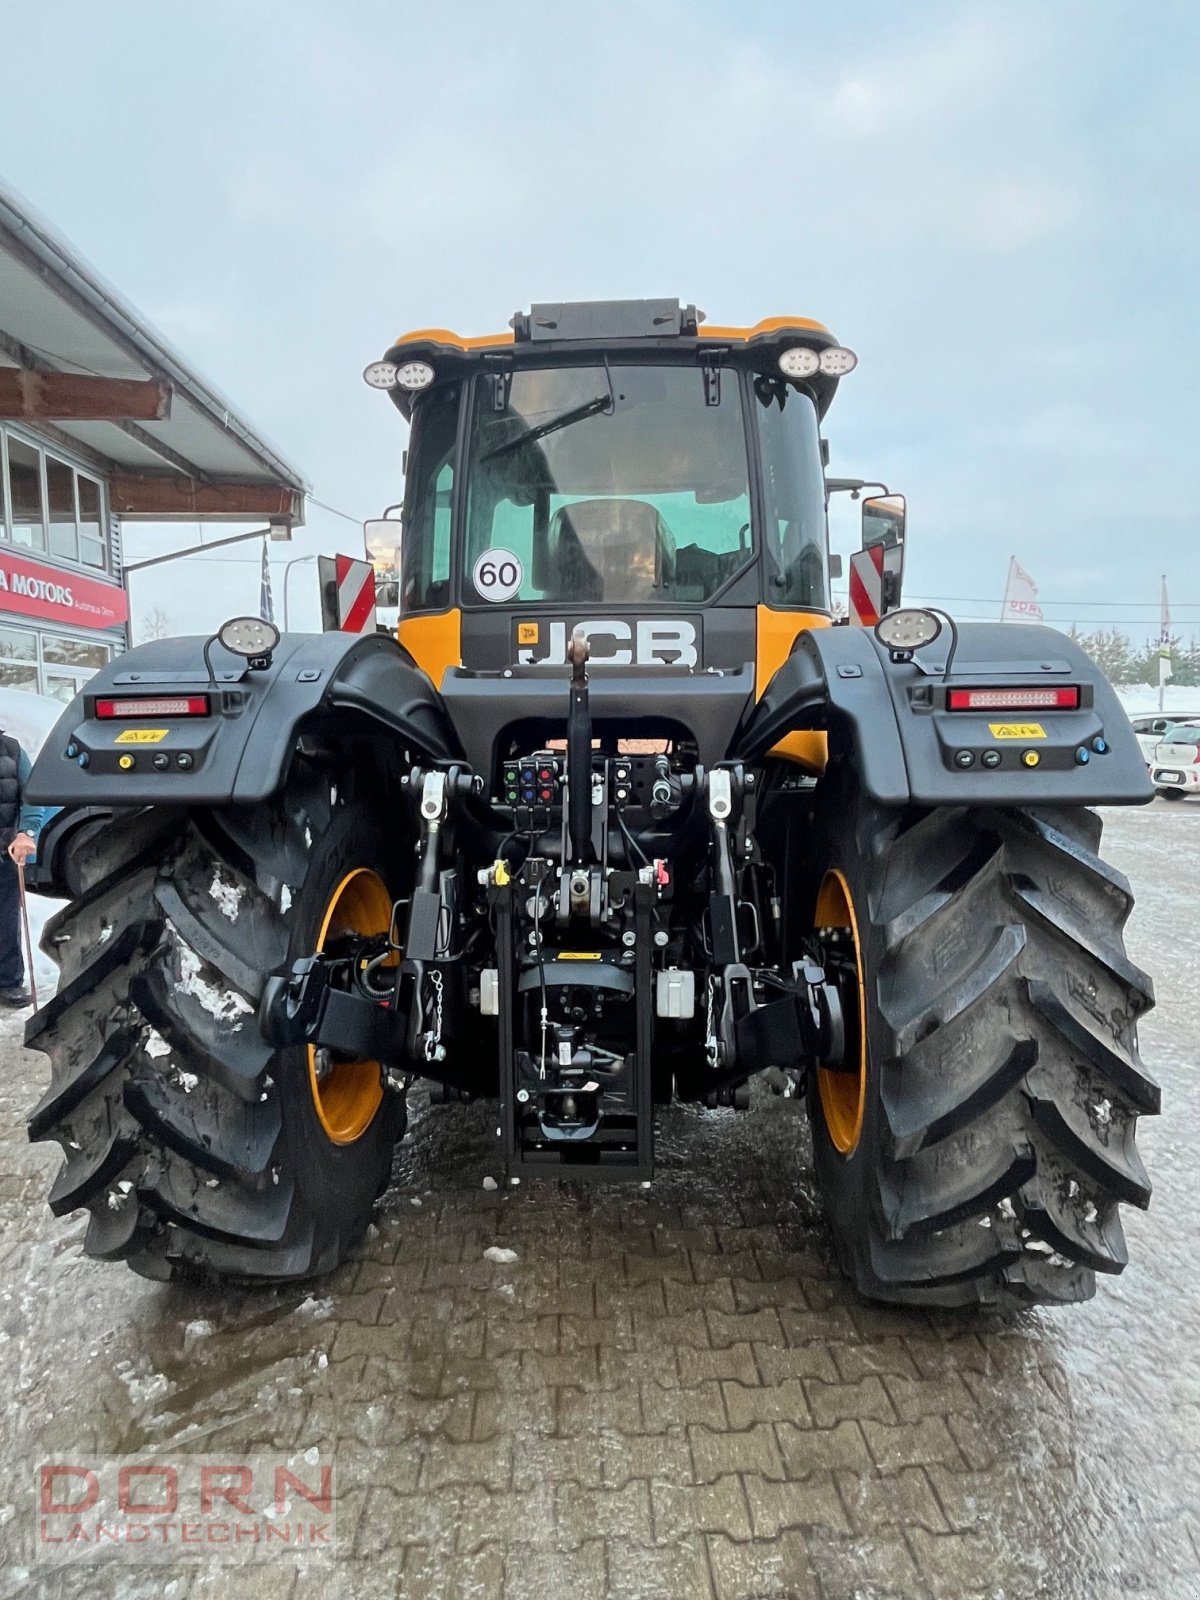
xmin=1000 ymin=556 xmax=1015 ymax=622
xmin=1159 ymin=573 xmax=1170 ymax=715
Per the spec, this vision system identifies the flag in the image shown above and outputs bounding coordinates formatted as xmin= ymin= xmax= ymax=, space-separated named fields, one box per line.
xmin=1000 ymin=557 xmax=1043 ymax=623
xmin=259 ymin=540 xmax=275 ymax=624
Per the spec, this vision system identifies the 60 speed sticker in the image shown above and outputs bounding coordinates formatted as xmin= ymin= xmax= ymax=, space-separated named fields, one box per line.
xmin=472 ymin=548 xmax=523 ymax=602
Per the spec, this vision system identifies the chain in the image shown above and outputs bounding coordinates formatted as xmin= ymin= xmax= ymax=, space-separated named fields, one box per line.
xmin=424 ymin=969 xmax=444 ymax=1061
xmin=705 ymin=976 xmax=717 ymax=1063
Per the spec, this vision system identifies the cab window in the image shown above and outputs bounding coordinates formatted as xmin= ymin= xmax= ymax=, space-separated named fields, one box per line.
xmin=401 ymin=383 xmax=459 ymax=611
xmin=463 ymin=364 xmax=752 ymax=605
xmin=754 ymin=383 xmax=828 ymax=609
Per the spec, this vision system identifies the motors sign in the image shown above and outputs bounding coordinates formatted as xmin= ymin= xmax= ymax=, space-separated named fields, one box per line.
xmin=0 ymin=549 xmax=128 ymax=631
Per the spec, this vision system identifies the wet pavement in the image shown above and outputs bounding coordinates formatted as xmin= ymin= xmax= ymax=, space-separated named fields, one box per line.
xmin=0 ymin=800 xmax=1197 ymax=1600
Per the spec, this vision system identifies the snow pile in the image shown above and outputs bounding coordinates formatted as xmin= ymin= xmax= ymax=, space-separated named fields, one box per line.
xmin=143 ymin=1028 xmax=172 ymax=1060
xmin=1116 ymin=685 xmax=1200 ymax=719
xmin=169 ymin=924 xmax=252 ymax=1024
xmin=208 ymin=870 xmax=245 ymax=922
xmin=484 ymin=1245 xmax=519 ymax=1265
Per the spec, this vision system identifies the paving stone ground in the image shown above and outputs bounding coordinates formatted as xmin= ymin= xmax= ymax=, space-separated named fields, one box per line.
xmin=0 ymin=804 xmax=1197 ymax=1599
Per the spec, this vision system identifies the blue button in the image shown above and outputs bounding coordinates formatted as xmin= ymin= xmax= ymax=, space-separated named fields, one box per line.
xmin=1075 ymin=747 xmax=1090 ymax=765
xmin=1092 ymin=737 xmax=1108 ymax=754
xmin=65 ymin=742 xmax=78 ymax=759
xmin=77 ymin=752 xmax=90 ymax=768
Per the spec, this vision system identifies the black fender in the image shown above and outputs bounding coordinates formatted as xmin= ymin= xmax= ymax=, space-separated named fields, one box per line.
xmin=25 ymin=630 xmax=459 ymax=811
xmin=738 ymin=621 xmax=1152 ymax=807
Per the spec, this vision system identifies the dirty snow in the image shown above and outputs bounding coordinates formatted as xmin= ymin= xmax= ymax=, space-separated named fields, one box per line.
xmin=294 ymin=1296 xmax=335 ymax=1321
xmin=280 ymin=884 xmax=293 ymax=914
xmin=169 ymin=923 xmax=252 ymax=1024
xmin=482 ymin=1175 xmax=498 ymax=1191
xmin=484 ymin=1246 xmax=519 ymax=1265
xmin=174 ymin=1069 xmax=199 ymax=1093
xmin=143 ymin=1028 xmax=172 ymax=1060
xmin=208 ymin=870 xmax=245 ymax=922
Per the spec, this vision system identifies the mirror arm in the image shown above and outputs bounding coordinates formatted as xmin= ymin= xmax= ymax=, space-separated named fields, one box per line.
xmin=825 ymin=478 xmax=891 ymax=500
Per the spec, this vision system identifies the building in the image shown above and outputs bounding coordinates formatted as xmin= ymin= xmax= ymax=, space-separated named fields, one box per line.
xmin=0 ymin=180 xmax=308 ymax=703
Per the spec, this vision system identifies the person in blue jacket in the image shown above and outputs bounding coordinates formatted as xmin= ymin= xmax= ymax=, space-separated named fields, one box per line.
xmin=0 ymin=732 xmax=51 ymax=1008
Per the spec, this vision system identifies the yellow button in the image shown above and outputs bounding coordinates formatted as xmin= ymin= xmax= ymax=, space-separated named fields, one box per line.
xmin=1022 ymin=750 xmax=1040 ymax=768
xmin=118 ymin=754 xmax=135 ymax=770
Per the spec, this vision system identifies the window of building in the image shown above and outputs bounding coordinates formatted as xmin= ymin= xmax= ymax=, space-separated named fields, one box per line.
xmin=0 ymin=623 xmax=112 ymax=701
xmin=0 ymin=625 xmax=39 ymax=693
xmin=1 ymin=429 xmax=110 ymax=572
xmin=7 ymin=436 xmax=46 ymax=552
xmin=78 ymin=476 xmax=106 ymax=568
xmin=47 ymin=454 xmax=78 ymax=561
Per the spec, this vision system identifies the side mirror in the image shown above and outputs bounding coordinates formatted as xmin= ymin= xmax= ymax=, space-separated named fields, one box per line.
xmin=861 ymin=493 xmax=906 ymax=611
xmin=364 ymin=518 xmax=401 ymax=603
xmin=828 ymin=553 xmax=844 ymax=580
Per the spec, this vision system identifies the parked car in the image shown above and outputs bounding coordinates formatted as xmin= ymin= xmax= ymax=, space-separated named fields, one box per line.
xmin=1130 ymin=714 xmax=1200 ymax=763
xmin=1151 ymin=724 xmax=1200 ymax=799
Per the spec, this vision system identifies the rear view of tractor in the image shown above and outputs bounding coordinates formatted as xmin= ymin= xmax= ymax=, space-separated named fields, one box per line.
xmin=24 ymin=299 xmax=1159 ymax=1307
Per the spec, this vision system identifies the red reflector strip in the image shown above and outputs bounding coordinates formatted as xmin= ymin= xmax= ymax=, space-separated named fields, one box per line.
xmin=946 ymin=687 xmax=1080 ymax=712
xmin=95 ymin=696 xmax=210 ymax=718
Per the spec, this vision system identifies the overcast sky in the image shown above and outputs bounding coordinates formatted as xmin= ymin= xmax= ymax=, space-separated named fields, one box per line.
xmin=4 ymin=0 xmax=1198 ymax=638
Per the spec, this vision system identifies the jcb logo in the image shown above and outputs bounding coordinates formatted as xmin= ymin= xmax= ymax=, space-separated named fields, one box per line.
xmin=515 ymin=619 xmax=699 ymax=668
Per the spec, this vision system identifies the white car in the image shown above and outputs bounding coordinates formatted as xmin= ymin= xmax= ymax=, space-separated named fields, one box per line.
xmin=1151 ymin=724 xmax=1200 ymax=799
xmin=1129 ymin=713 xmax=1200 ymax=763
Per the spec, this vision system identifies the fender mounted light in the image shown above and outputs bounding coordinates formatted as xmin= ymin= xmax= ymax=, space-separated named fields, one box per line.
xmin=95 ymin=696 xmax=210 ymax=718
xmin=946 ymin=687 xmax=1081 ymax=711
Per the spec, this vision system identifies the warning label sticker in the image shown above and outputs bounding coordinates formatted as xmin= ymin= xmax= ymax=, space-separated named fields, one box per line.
xmin=988 ymin=723 xmax=1047 ymax=740
xmin=114 ymin=728 xmax=169 ymax=744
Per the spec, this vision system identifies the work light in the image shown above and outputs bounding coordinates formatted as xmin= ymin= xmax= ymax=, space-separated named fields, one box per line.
xmin=874 ymin=609 xmax=941 ymax=651
xmin=363 ymin=361 xmax=398 ymax=389
xmin=778 ymin=347 xmax=821 ymax=379
xmin=395 ymin=360 xmax=436 ymax=391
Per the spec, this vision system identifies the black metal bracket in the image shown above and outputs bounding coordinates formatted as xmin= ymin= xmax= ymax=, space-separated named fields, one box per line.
xmin=260 ymin=958 xmax=407 ymax=1062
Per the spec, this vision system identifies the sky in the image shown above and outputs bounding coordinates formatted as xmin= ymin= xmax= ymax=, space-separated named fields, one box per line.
xmin=3 ymin=0 xmax=1198 ymax=639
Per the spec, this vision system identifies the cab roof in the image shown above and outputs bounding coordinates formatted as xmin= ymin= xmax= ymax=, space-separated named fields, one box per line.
xmin=380 ymin=299 xmax=849 ymax=419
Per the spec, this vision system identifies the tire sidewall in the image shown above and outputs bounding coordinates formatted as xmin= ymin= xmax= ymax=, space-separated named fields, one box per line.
xmin=274 ymin=804 xmax=406 ymax=1228
xmin=804 ymin=770 xmax=891 ymax=1282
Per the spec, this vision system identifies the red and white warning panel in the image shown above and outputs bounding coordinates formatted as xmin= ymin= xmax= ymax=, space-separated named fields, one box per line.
xmin=848 ymin=545 xmax=884 ymax=628
xmin=318 ymin=553 xmax=378 ymax=634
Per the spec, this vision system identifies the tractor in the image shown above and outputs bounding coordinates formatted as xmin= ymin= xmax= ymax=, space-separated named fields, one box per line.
xmin=24 ymin=299 xmax=1158 ymax=1307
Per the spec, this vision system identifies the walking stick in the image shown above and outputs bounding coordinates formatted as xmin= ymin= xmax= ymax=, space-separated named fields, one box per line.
xmin=17 ymin=858 xmax=37 ymax=1012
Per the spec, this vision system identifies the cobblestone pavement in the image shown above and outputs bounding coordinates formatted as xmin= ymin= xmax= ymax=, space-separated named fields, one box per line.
xmin=0 ymin=803 xmax=1198 ymax=1600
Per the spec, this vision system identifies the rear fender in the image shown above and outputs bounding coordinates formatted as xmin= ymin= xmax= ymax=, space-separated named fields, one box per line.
xmin=738 ymin=622 xmax=1152 ymax=807
xmin=25 ymin=631 xmax=458 ymax=811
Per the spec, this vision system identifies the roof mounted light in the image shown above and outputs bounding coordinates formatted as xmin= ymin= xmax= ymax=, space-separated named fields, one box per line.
xmin=875 ymin=609 xmax=942 ymax=652
xmin=778 ymin=346 xmax=820 ymax=379
xmin=363 ymin=361 xmax=398 ymax=389
xmin=819 ymin=346 xmax=858 ymax=376
xmin=395 ymin=359 xmax=436 ymax=392
xmin=217 ymin=616 xmax=281 ymax=660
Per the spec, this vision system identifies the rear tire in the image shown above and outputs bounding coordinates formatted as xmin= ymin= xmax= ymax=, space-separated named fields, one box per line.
xmin=804 ymin=767 xmax=1158 ymax=1309
xmin=26 ymin=766 xmax=406 ymax=1283
xmin=1160 ymin=788 xmax=1185 ymax=801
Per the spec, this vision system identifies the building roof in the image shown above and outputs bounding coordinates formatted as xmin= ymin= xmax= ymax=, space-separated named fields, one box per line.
xmin=0 ymin=179 xmax=308 ymax=528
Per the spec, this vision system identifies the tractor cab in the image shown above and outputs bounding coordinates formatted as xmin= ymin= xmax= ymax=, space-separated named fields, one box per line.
xmin=365 ymin=301 xmax=860 ymax=693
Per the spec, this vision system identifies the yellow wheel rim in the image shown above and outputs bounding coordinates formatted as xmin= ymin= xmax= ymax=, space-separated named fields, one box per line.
xmin=814 ymin=868 xmax=868 ymax=1157
xmin=307 ymin=867 xmax=392 ymax=1144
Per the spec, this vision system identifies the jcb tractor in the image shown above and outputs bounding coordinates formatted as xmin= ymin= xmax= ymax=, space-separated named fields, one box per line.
xmin=25 ymin=300 xmax=1158 ymax=1308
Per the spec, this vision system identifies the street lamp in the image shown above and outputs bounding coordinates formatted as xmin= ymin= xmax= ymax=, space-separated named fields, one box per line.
xmin=282 ymin=554 xmax=317 ymax=631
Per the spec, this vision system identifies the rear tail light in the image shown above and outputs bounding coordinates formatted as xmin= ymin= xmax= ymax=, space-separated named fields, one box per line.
xmin=95 ymin=696 xmax=210 ymax=719
xmin=946 ymin=687 xmax=1080 ymax=712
